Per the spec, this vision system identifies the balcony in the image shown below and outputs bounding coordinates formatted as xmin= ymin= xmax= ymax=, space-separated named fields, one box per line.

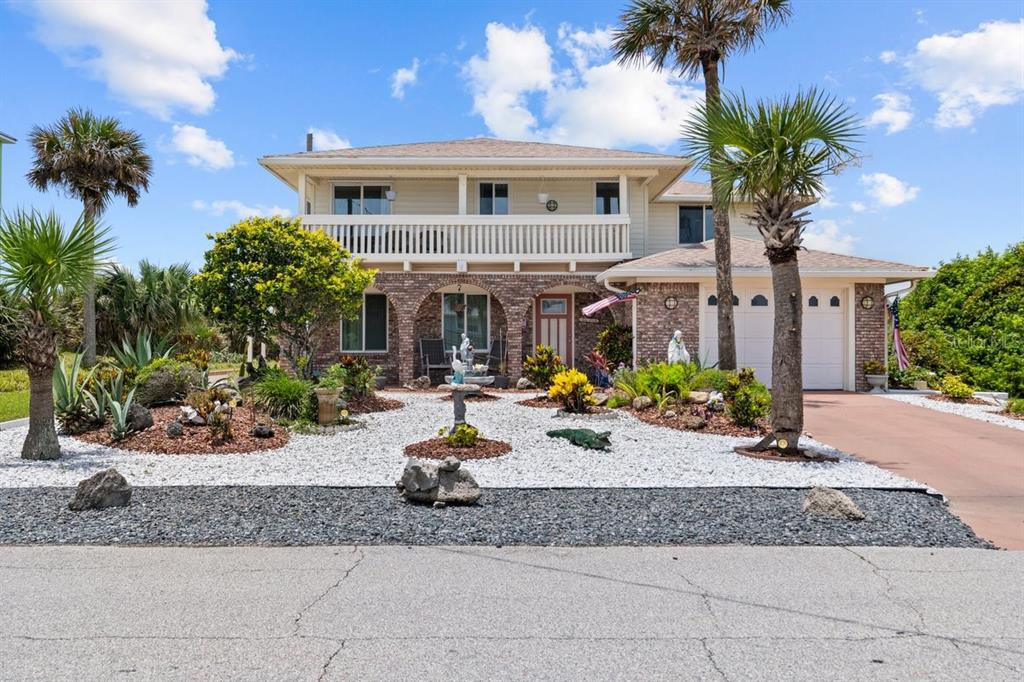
xmin=302 ymin=214 xmax=631 ymax=264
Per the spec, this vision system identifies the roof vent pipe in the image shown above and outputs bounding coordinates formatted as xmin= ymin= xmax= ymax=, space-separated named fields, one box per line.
xmin=305 ymin=132 xmax=313 ymax=152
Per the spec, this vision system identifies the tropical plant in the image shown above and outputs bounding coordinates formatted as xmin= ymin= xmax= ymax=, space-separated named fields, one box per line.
xmin=691 ymin=367 xmax=731 ymax=393
xmin=207 ymin=401 xmax=234 ymax=443
xmin=594 ymin=323 xmax=633 ymax=368
xmin=634 ymin=361 xmax=697 ymax=400
xmin=863 ymin=360 xmax=885 ymax=375
xmin=105 ymin=385 xmax=137 ymax=441
xmin=939 ymin=375 xmax=973 ymax=401
xmin=523 ymin=344 xmax=566 ymax=389
xmin=318 ymin=356 xmax=380 ymax=397
xmin=614 ymin=0 xmax=791 ymax=371
xmin=193 ymin=216 xmax=375 ymax=379
xmin=27 ymin=108 xmax=152 ymax=366
xmin=439 ymin=423 xmax=480 ymax=448
xmin=1005 ymin=398 xmax=1024 ymax=416
xmin=728 ymin=380 xmax=771 ymax=426
xmin=110 ymin=329 xmax=174 ymax=373
xmin=0 ymin=210 xmax=113 ymax=459
xmin=683 ymin=89 xmax=860 ymax=451
xmin=249 ymin=371 xmax=315 ymax=420
xmin=548 ymin=368 xmax=597 ymax=414
xmin=53 ymin=352 xmax=96 ymax=434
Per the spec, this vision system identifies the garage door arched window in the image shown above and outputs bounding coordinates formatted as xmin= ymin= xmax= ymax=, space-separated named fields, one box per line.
xmin=707 ymin=294 xmax=739 ymax=306
xmin=751 ymin=294 xmax=769 ymax=307
xmin=808 ymin=296 xmax=819 ymax=307
xmin=829 ymin=296 xmax=841 ymax=307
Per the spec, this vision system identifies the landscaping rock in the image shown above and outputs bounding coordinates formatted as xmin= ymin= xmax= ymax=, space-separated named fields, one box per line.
xmin=126 ymin=403 xmax=153 ymax=433
xmin=687 ymin=391 xmax=710 ymax=404
xmin=179 ymin=405 xmax=206 ymax=426
xmin=165 ymin=420 xmax=184 ymax=438
xmin=134 ymin=362 xmax=202 ymax=406
xmin=396 ymin=457 xmax=481 ymax=506
xmin=68 ymin=469 xmax=132 ymax=511
xmin=680 ymin=415 xmax=707 ymax=430
xmin=516 ymin=377 xmax=534 ymax=390
xmin=407 ymin=376 xmax=431 ymax=390
xmin=664 ymin=410 xmax=677 ymax=418
xmin=803 ymin=486 xmax=866 ymax=521
xmin=707 ymin=391 xmax=725 ymax=412
xmin=632 ymin=396 xmax=654 ymax=410
xmin=250 ymin=424 xmax=275 ymax=438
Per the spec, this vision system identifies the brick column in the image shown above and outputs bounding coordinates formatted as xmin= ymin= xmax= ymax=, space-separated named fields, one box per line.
xmin=394 ymin=311 xmax=417 ymax=385
xmin=854 ymin=283 xmax=886 ymax=392
xmin=505 ymin=305 xmax=527 ymax=380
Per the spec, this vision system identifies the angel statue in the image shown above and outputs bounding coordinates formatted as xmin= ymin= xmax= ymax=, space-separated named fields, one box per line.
xmin=667 ymin=330 xmax=690 ymax=365
xmin=459 ymin=333 xmax=474 ymax=365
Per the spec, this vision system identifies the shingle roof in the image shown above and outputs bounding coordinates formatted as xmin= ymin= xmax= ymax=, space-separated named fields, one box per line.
xmin=662 ymin=179 xmax=711 ymax=197
xmin=602 ymin=237 xmax=932 ymax=277
xmin=266 ymin=137 xmax=684 ymax=161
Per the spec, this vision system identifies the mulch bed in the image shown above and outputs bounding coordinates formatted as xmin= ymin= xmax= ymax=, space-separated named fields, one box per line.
xmin=927 ymin=394 xmax=988 ymax=406
xmin=1000 ymin=410 xmax=1024 ymax=421
xmin=626 ymin=406 xmax=771 ymax=437
xmin=516 ymin=395 xmax=557 ymax=408
xmin=439 ymin=392 xmax=500 ymax=402
xmin=345 ymin=395 xmax=404 ymax=414
xmin=72 ymin=405 xmax=289 ymax=455
xmin=403 ymin=437 xmax=512 ymax=460
xmin=733 ymin=445 xmax=839 ymax=464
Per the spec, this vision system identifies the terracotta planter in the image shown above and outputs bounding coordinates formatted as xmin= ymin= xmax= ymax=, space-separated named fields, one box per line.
xmin=313 ymin=388 xmax=341 ymax=425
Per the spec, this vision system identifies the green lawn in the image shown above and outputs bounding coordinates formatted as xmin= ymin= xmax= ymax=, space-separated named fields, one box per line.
xmin=0 ymin=390 xmax=29 ymax=421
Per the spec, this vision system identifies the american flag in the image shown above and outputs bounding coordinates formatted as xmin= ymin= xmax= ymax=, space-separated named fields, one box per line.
xmin=582 ymin=289 xmax=638 ymax=317
xmin=889 ymin=296 xmax=910 ymax=371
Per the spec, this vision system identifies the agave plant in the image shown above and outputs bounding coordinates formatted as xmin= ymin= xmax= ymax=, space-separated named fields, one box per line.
xmin=53 ymin=353 xmax=97 ymax=434
xmin=110 ymin=328 xmax=173 ymax=371
xmin=105 ymin=385 xmax=137 ymax=441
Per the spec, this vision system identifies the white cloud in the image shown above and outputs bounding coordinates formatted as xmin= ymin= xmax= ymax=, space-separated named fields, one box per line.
xmin=462 ymin=22 xmax=702 ymax=148
xmin=169 ymin=124 xmax=234 ymax=171
xmin=191 ymin=199 xmax=291 ymax=219
xmin=28 ymin=0 xmax=239 ymax=119
xmin=879 ymin=50 xmax=898 ymax=64
xmin=817 ymin=182 xmax=838 ymax=209
xmin=802 ymin=219 xmax=858 ymax=254
xmin=390 ymin=58 xmax=420 ymax=99
xmin=860 ymin=172 xmax=920 ymax=207
xmin=850 ymin=201 xmax=867 ymax=213
xmin=906 ymin=20 xmax=1024 ymax=128
xmin=866 ymin=92 xmax=914 ymax=134
xmin=307 ymin=127 xmax=351 ymax=151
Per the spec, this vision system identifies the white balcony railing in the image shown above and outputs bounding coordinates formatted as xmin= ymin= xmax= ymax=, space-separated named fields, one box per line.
xmin=302 ymin=214 xmax=631 ymax=262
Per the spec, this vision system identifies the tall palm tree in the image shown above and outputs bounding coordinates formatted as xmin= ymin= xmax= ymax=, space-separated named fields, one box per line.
xmin=613 ymin=0 xmax=791 ymax=371
xmin=26 ymin=108 xmax=152 ymax=366
xmin=683 ymin=89 xmax=860 ymax=451
xmin=0 ymin=210 xmax=113 ymax=460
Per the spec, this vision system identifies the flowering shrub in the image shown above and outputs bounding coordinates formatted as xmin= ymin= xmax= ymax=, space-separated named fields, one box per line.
xmin=548 ymin=368 xmax=596 ymax=413
xmin=439 ymin=423 xmax=480 ymax=447
xmin=524 ymin=344 xmax=565 ymax=389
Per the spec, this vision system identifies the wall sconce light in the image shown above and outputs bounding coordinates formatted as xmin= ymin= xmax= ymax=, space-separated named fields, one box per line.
xmin=537 ymin=192 xmax=549 ymax=204
xmin=385 ymin=189 xmax=397 ymax=201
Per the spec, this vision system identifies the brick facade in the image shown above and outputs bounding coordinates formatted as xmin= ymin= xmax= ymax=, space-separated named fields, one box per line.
xmin=854 ymin=282 xmax=886 ymax=392
xmin=634 ymin=282 xmax=700 ymax=365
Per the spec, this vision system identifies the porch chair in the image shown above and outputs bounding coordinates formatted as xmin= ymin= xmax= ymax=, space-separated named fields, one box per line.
xmin=486 ymin=337 xmax=508 ymax=374
xmin=419 ymin=338 xmax=449 ymax=383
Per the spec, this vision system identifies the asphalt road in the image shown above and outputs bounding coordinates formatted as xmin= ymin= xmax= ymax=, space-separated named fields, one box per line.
xmin=1 ymin=545 xmax=1021 ymax=681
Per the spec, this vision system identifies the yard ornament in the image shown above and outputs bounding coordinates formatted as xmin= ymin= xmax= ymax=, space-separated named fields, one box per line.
xmin=459 ymin=333 xmax=474 ymax=364
xmin=668 ymin=330 xmax=690 ymax=365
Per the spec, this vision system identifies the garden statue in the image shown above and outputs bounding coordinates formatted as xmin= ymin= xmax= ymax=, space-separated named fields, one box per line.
xmin=450 ymin=352 xmax=465 ymax=385
xmin=459 ymin=333 xmax=474 ymax=365
xmin=667 ymin=330 xmax=690 ymax=365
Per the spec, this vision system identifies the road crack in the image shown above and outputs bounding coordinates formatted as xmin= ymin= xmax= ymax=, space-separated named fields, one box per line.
xmin=293 ymin=546 xmax=365 ymax=635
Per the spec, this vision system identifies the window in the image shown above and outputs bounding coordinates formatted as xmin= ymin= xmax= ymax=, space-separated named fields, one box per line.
xmin=808 ymin=296 xmax=819 ymax=307
xmin=333 ymin=185 xmax=391 ymax=215
xmin=595 ymin=182 xmax=620 ymax=214
xmin=679 ymin=205 xmax=713 ymax=244
xmin=479 ymin=182 xmax=509 ymax=215
xmin=751 ymin=295 xmax=769 ymax=307
xmin=342 ymin=294 xmax=388 ymax=352
xmin=540 ymin=298 xmax=567 ymax=314
xmin=707 ymin=294 xmax=739 ymax=306
xmin=829 ymin=296 xmax=841 ymax=307
xmin=442 ymin=293 xmax=489 ymax=350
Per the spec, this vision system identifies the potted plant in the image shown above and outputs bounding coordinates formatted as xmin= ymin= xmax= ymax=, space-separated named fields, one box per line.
xmin=863 ymin=360 xmax=887 ymax=393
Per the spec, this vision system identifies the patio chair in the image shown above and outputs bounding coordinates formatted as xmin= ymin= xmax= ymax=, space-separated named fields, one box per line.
xmin=486 ymin=337 xmax=507 ymax=374
xmin=419 ymin=338 xmax=449 ymax=382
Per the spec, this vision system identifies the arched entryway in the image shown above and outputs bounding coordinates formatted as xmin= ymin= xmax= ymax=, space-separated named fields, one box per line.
xmin=410 ymin=282 xmax=509 ymax=379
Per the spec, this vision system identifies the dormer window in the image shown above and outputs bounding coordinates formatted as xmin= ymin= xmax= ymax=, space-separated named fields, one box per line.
xmin=679 ymin=205 xmax=714 ymax=244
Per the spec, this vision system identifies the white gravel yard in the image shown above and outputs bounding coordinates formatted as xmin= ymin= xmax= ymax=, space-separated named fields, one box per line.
xmin=0 ymin=392 xmax=925 ymax=489
xmin=880 ymin=393 xmax=1024 ymax=432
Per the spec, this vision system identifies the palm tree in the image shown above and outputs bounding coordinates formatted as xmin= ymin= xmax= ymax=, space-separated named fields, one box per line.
xmin=683 ymin=89 xmax=860 ymax=451
xmin=95 ymin=260 xmax=201 ymax=349
xmin=26 ymin=108 xmax=152 ymax=366
xmin=613 ymin=0 xmax=791 ymax=371
xmin=0 ymin=210 xmax=113 ymax=459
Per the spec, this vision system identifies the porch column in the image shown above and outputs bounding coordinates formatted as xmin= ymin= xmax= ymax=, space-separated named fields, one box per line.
xmin=458 ymin=174 xmax=468 ymax=215
xmin=297 ymin=172 xmax=307 ymax=216
xmin=618 ymin=174 xmax=629 ymax=216
xmin=395 ymin=311 xmax=417 ymax=385
xmin=505 ymin=305 xmax=527 ymax=380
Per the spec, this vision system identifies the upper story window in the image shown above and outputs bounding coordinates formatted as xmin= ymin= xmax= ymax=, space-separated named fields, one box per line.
xmin=679 ymin=205 xmax=714 ymax=244
xmin=595 ymin=182 xmax=620 ymax=215
xmin=334 ymin=185 xmax=391 ymax=216
xmin=479 ymin=182 xmax=509 ymax=215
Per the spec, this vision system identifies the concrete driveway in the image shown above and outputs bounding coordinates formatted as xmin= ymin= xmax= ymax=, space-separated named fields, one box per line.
xmin=804 ymin=392 xmax=1024 ymax=550
xmin=0 ymin=545 xmax=1021 ymax=681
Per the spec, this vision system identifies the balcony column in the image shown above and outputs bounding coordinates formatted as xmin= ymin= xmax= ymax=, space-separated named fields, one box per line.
xmin=618 ymin=174 xmax=629 ymax=216
xmin=458 ymin=174 xmax=467 ymax=215
xmin=298 ymin=173 xmax=307 ymax=216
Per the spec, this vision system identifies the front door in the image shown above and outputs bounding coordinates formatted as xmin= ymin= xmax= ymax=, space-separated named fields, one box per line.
xmin=535 ymin=294 xmax=572 ymax=366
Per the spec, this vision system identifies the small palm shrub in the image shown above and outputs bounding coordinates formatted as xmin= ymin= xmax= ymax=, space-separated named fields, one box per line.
xmin=634 ymin=362 xmax=696 ymax=401
xmin=250 ymin=372 xmax=314 ymax=420
xmin=106 ymin=386 xmax=137 ymax=441
xmin=524 ymin=345 xmax=566 ymax=389
xmin=319 ymin=356 xmax=380 ymax=397
xmin=53 ymin=353 xmax=97 ymax=434
xmin=728 ymin=382 xmax=772 ymax=426
xmin=111 ymin=329 xmax=174 ymax=373
xmin=595 ymin=323 xmax=632 ymax=368
xmin=548 ymin=368 xmax=596 ymax=413
xmin=940 ymin=375 xmax=973 ymax=401
xmin=439 ymin=423 xmax=479 ymax=447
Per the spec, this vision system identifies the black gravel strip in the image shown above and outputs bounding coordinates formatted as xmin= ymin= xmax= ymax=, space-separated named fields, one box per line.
xmin=0 ymin=487 xmax=991 ymax=548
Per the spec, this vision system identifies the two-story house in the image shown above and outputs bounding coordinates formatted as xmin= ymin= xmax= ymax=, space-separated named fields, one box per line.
xmin=260 ymin=138 xmax=932 ymax=391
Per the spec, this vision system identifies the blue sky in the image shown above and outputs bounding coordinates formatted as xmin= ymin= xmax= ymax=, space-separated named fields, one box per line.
xmin=0 ymin=0 xmax=1021 ymax=270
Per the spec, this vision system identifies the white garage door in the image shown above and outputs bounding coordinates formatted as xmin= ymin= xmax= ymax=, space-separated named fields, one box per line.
xmin=702 ymin=288 xmax=846 ymax=389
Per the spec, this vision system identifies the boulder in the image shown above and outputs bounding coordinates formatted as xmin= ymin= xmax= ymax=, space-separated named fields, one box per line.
xmin=802 ymin=487 xmax=866 ymax=521
xmin=166 ymin=420 xmax=184 ymax=438
xmin=516 ymin=377 xmax=534 ymax=390
xmin=407 ymin=375 xmax=431 ymax=390
xmin=250 ymin=423 xmax=275 ymax=438
xmin=687 ymin=391 xmax=710 ymax=404
xmin=179 ymin=405 xmax=206 ymax=426
xmin=632 ymin=395 xmax=654 ymax=410
xmin=126 ymin=403 xmax=153 ymax=433
xmin=663 ymin=410 xmax=677 ymax=418
xmin=134 ymin=362 xmax=203 ymax=406
xmin=679 ymin=415 xmax=707 ymax=430
xmin=68 ymin=469 xmax=132 ymax=511
xmin=396 ymin=457 xmax=481 ymax=505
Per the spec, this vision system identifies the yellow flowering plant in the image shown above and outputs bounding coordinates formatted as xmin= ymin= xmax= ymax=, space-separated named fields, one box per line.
xmin=548 ymin=368 xmax=596 ymax=414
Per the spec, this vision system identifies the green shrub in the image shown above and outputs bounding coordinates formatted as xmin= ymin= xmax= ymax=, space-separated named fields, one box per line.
xmin=134 ymin=358 xmax=203 ymax=406
xmin=606 ymin=393 xmax=631 ymax=409
xmin=863 ymin=360 xmax=885 ymax=375
xmin=723 ymin=367 xmax=758 ymax=402
xmin=439 ymin=423 xmax=480 ymax=447
xmin=319 ymin=356 xmax=379 ymax=397
xmin=250 ymin=373 xmax=314 ymax=420
xmin=633 ymin=361 xmax=696 ymax=400
xmin=106 ymin=386 xmax=137 ymax=441
xmin=53 ymin=353 xmax=97 ymax=434
xmin=111 ymin=329 xmax=174 ymax=372
xmin=728 ymin=382 xmax=771 ymax=426
xmin=524 ymin=345 xmax=566 ymax=389
xmin=888 ymin=365 xmax=936 ymax=389
xmin=1005 ymin=398 xmax=1024 ymax=415
xmin=691 ymin=367 xmax=731 ymax=393
xmin=939 ymin=375 xmax=974 ymax=401
xmin=548 ymin=368 xmax=596 ymax=414
xmin=595 ymin=323 xmax=633 ymax=368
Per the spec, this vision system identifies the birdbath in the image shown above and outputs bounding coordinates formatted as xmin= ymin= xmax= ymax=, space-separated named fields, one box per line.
xmin=449 ymin=383 xmax=481 ymax=430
